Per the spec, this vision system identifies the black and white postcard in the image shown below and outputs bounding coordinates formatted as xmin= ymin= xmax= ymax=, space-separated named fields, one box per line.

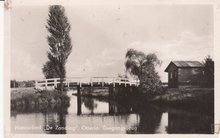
xmin=3 ymin=0 xmax=220 ymax=137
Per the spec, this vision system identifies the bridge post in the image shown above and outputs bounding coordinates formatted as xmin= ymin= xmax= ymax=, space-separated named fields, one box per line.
xmin=45 ymin=80 xmax=48 ymax=90
xmin=113 ymin=78 xmax=115 ymax=87
xmin=102 ymin=78 xmax=104 ymax=87
xmin=77 ymin=86 xmax=82 ymax=115
xmin=109 ymin=86 xmax=114 ymax=99
xmin=35 ymin=80 xmax=38 ymax=89
xmin=67 ymin=80 xmax=69 ymax=88
xmin=90 ymin=78 xmax=93 ymax=86
xmin=109 ymin=101 xmax=115 ymax=115
xmin=54 ymin=79 xmax=57 ymax=89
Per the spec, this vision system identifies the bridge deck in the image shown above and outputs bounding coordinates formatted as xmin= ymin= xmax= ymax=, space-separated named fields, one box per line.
xmin=35 ymin=77 xmax=140 ymax=90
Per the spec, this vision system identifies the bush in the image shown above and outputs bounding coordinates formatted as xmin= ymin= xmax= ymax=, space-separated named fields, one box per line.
xmin=11 ymin=89 xmax=70 ymax=113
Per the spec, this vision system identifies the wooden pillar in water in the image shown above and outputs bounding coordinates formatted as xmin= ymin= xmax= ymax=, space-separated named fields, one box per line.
xmin=109 ymin=101 xmax=114 ymax=115
xmin=109 ymin=86 xmax=114 ymax=99
xmin=77 ymin=86 xmax=82 ymax=115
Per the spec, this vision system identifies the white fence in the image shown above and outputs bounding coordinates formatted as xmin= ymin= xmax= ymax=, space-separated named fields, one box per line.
xmin=35 ymin=77 xmax=140 ymax=90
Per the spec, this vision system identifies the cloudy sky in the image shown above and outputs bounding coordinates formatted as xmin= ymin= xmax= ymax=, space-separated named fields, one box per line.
xmin=11 ymin=4 xmax=213 ymax=82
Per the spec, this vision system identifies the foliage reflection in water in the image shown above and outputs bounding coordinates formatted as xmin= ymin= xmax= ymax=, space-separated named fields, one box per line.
xmin=11 ymin=91 xmax=214 ymax=134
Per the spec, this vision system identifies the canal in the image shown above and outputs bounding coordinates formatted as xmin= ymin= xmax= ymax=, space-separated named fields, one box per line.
xmin=11 ymin=90 xmax=214 ymax=134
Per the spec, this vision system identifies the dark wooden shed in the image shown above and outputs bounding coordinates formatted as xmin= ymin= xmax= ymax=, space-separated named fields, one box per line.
xmin=165 ymin=61 xmax=204 ymax=88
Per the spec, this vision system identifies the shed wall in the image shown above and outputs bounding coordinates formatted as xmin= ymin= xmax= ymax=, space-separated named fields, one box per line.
xmin=167 ymin=64 xmax=178 ymax=88
xmin=178 ymin=68 xmax=204 ymax=86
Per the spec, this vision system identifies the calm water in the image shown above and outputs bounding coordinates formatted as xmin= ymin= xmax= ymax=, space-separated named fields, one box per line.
xmin=11 ymin=90 xmax=214 ymax=134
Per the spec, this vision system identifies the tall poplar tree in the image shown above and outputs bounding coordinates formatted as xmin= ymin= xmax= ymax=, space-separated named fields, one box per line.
xmin=43 ymin=5 xmax=72 ymax=92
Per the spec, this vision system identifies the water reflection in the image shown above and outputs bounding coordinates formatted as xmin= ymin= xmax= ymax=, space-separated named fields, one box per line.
xmin=81 ymin=97 xmax=97 ymax=115
xmin=167 ymin=111 xmax=213 ymax=134
xmin=43 ymin=110 xmax=67 ymax=134
xmin=11 ymin=92 xmax=214 ymax=134
xmin=78 ymin=95 xmax=132 ymax=115
xmin=126 ymin=105 xmax=163 ymax=134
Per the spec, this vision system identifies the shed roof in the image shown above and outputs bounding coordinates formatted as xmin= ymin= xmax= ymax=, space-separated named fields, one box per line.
xmin=165 ymin=61 xmax=204 ymax=72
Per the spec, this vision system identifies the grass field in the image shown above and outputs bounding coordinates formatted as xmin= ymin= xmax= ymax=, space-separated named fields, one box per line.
xmin=11 ymin=87 xmax=37 ymax=100
xmin=11 ymin=87 xmax=70 ymax=112
xmin=151 ymin=87 xmax=214 ymax=105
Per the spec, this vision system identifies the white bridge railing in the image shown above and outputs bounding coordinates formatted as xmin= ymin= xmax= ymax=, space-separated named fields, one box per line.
xmin=35 ymin=77 xmax=140 ymax=90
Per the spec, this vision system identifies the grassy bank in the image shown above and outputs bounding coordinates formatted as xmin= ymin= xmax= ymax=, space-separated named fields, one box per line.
xmin=150 ymin=87 xmax=214 ymax=109
xmin=11 ymin=88 xmax=70 ymax=113
xmin=74 ymin=86 xmax=214 ymax=107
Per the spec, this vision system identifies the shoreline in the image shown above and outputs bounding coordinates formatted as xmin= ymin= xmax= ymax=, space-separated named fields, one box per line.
xmin=72 ymin=87 xmax=214 ymax=109
xmin=11 ymin=87 xmax=214 ymax=113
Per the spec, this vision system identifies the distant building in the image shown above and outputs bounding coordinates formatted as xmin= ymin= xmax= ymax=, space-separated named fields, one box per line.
xmin=165 ymin=61 xmax=204 ymax=88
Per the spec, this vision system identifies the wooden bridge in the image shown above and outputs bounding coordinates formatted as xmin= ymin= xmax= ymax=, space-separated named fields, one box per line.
xmin=35 ymin=77 xmax=140 ymax=90
xmin=35 ymin=77 xmax=140 ymax=115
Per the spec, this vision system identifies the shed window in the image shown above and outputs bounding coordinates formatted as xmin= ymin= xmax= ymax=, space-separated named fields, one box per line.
xmin=170 ymin=72 xmax=173 ymax=79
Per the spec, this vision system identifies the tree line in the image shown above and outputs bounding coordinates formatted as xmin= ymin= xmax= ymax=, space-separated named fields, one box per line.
xmin=10 ymin=80 xmax=35 ymax=88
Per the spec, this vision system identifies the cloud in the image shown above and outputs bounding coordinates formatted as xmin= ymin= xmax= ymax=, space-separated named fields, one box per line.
xmin=11 ymin=48 xmax=44 ymax=80
xmin=125 ymin=31 xmax=213 ymax=82
xmin=66 ymin=47 xmax=124 ymax=77
xmin=65 ymin=30 xmax=213 ymax=82
xmin=11 ymin=5 xmax=213 ymax=81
